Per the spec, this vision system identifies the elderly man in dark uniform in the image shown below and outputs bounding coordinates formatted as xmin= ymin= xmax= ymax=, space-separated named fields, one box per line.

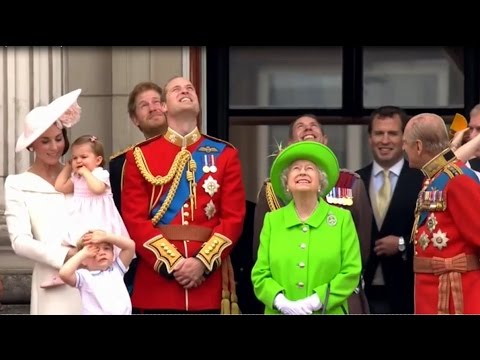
xmin=253 ymin=114 xmax=372 ymax=314
xmin=109 ymin=81 xmax=167 ymax=293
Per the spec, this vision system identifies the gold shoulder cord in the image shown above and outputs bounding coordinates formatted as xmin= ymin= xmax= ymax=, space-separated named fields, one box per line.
xmin=265 ymin=181 xmax=281 ymax=211
xmin=133 ymin=147 xmax=197 ymax=226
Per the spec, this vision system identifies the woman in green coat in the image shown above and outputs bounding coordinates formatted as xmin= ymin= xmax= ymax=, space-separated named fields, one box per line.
xmin=251 ymin=141 xmax=361 ymax=315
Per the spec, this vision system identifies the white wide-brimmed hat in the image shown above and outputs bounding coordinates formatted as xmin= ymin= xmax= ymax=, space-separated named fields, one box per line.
xmin=15 ymin=88 xmax=82 ymax=152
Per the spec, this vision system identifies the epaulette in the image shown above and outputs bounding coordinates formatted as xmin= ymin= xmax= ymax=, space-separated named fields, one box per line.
xmin=203 ymin=133 xmax=236 ymax=149
xmin=337 ymin=169 xmax=359 ymax=189
xmin=109 ymin=144 xmax=134 ymax=161
xmin=443 ymin=163 xmax=464 ymax=179
xmin=339 ymin=168 xmax=360 ymax=179
xmin=110 ymin=134 xmax=165 ymax=161
xmin=132 ymin=133 xmax=164 ymax=149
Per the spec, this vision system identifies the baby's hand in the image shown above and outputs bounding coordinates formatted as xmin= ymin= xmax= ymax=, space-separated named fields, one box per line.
xmin=76 ymin=166 xmax=89 ymax=176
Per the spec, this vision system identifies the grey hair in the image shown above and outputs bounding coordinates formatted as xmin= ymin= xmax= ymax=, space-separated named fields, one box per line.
xmin=470 ymin=104 xmax=480 ymax=118
xmin=406 ymin=113 xmax=449 ymax=155
xmin=280 ymin=164 xmax=329 ymax=201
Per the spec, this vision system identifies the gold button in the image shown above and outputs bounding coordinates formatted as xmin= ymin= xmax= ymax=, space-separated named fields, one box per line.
xmin=183 ymin=221 xmax=189 ymax=225
xmin=184 ymin=203 xmax=189 ymax=208
xmin=183 ymin=212 xmax=190 ymax=217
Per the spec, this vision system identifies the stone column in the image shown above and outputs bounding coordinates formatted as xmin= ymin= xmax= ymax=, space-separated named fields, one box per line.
xmin=0 ymin=47 xmax=63 ymax=312
xmin=1 ymin=47 xmax=63 ymax=207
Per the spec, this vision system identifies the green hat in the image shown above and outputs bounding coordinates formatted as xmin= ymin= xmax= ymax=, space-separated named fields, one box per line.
xmin=270 ymin=141 xmax=340 ymax=203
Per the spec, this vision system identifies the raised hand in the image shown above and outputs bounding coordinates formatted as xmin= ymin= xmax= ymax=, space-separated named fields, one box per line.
xmin=83 ymin=230 xmax=107 ymax=245
xmin=82 ymin=244 xmax=99 ymax=258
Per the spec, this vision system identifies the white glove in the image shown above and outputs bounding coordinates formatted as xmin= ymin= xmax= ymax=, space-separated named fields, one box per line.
xmin=298 ymin=293 xmax=322 ymax=312
xmin=274 ymin=293 xmax=313 ymax=315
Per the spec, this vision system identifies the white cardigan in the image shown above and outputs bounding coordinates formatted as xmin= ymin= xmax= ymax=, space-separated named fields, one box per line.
xmin=4 ymin=172 xmax=82 ymax=315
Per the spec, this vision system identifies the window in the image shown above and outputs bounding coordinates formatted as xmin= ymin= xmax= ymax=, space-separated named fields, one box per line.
xmin=207 ymin=46 xmax=475 ymax=202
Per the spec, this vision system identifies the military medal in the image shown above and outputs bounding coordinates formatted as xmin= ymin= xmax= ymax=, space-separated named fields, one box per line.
xmin=202 ymin=175 xmax=220 ymax=197
xmin=426 ymin=213 xmax=438 ymax=232
xmin=202 ymin=154 xmax=217 ymax=174
xmin=209 ymin=155 xmax=217 ymax=173
xmin=338 ymin=188 xmax=345 ymax=205
xmin=418 ymin=232 xmax=430 ymax=250
xmin=344 ymin=188 xmax=353 ymax=206
xmin=331 ymin=187 xmax=338 ymax=204
xmin=202 ymin=155 xmax=210 ymax=174
xmin=204 ymin=200 xmax=216 ymax=219
xmin=431 ymin=229 xmax=449 ymax=250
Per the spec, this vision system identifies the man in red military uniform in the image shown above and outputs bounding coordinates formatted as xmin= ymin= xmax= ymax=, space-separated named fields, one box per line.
xmin=253 ymin=114 xmax=372 ymax=314
xmin=121 ymin=76 xmax=246 ymax=313
xmin=403 ymin=113 xmax=480 ymax=314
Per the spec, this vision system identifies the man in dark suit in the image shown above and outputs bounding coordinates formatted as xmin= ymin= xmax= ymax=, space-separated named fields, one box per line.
xmin=357 ymin=106 xmax=424 ymax=314
xmin=109 ymin=81 xmax=167 ymax=293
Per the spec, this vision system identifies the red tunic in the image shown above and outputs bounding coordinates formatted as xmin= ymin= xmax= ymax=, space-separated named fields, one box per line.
xmin=121 ymin=128 xmax=246 ymax=311
xmin=414 ymin=159 xmax=480 ymax=314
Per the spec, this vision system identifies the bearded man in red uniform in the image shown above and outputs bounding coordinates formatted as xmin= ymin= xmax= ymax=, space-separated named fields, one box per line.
xmin=403 ymin=113 xmax=480 ymax=314
xmin=121 ymin=76 xmax=246 ymax=314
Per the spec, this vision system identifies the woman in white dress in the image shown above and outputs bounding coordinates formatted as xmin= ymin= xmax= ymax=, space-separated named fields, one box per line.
xmin=4 ymin=89 xmax=83 ymax=314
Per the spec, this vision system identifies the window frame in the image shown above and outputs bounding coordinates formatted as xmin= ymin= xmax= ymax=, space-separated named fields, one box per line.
xmin=206 ymin=46 xmax=480 ymax=139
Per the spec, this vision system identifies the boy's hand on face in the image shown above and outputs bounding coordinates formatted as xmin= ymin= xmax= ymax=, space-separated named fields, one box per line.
xmin=82 ymin=244 xmax=99 ymax=258
xmin=83 ymin=230 xmax=107 ymax=244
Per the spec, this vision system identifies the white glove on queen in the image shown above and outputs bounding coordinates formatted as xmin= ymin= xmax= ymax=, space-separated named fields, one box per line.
xmin=299 ymin=293 xmax=322 ymax=311
xmin=274 ymin=293 xmax=322 ymax=315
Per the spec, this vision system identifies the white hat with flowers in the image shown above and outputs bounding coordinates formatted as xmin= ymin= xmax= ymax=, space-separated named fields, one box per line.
xmin=15 ymin=88 xmax=82 ymax=152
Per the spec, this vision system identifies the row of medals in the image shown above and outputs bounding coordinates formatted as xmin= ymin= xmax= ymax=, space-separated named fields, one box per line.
xmin=203 ymin=154 xmax=217 ymax=174
xmin=326 ymin=187 xmax=353 ymax=206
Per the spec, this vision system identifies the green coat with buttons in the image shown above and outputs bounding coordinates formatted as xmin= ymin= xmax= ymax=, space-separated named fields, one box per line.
xmin=251 ymin=199 xmax=361 ymax=314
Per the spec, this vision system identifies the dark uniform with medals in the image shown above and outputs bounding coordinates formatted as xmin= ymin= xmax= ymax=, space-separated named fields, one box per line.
xmin=412 ymin=148 xmax=480 ymax=314
xmin=253 ymin=168 xmax=372 ymax=314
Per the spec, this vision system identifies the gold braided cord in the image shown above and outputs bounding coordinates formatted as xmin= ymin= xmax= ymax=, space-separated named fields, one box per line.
xmin=265 ymin=181 xmax=281 ymax=211
xmin=151 ymin=168 xmax=185 ymax=226
xmin=133 ymin=147 xmax=191 ymax=186
xmin=133 ymin=146 xmax=196 ymax=226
